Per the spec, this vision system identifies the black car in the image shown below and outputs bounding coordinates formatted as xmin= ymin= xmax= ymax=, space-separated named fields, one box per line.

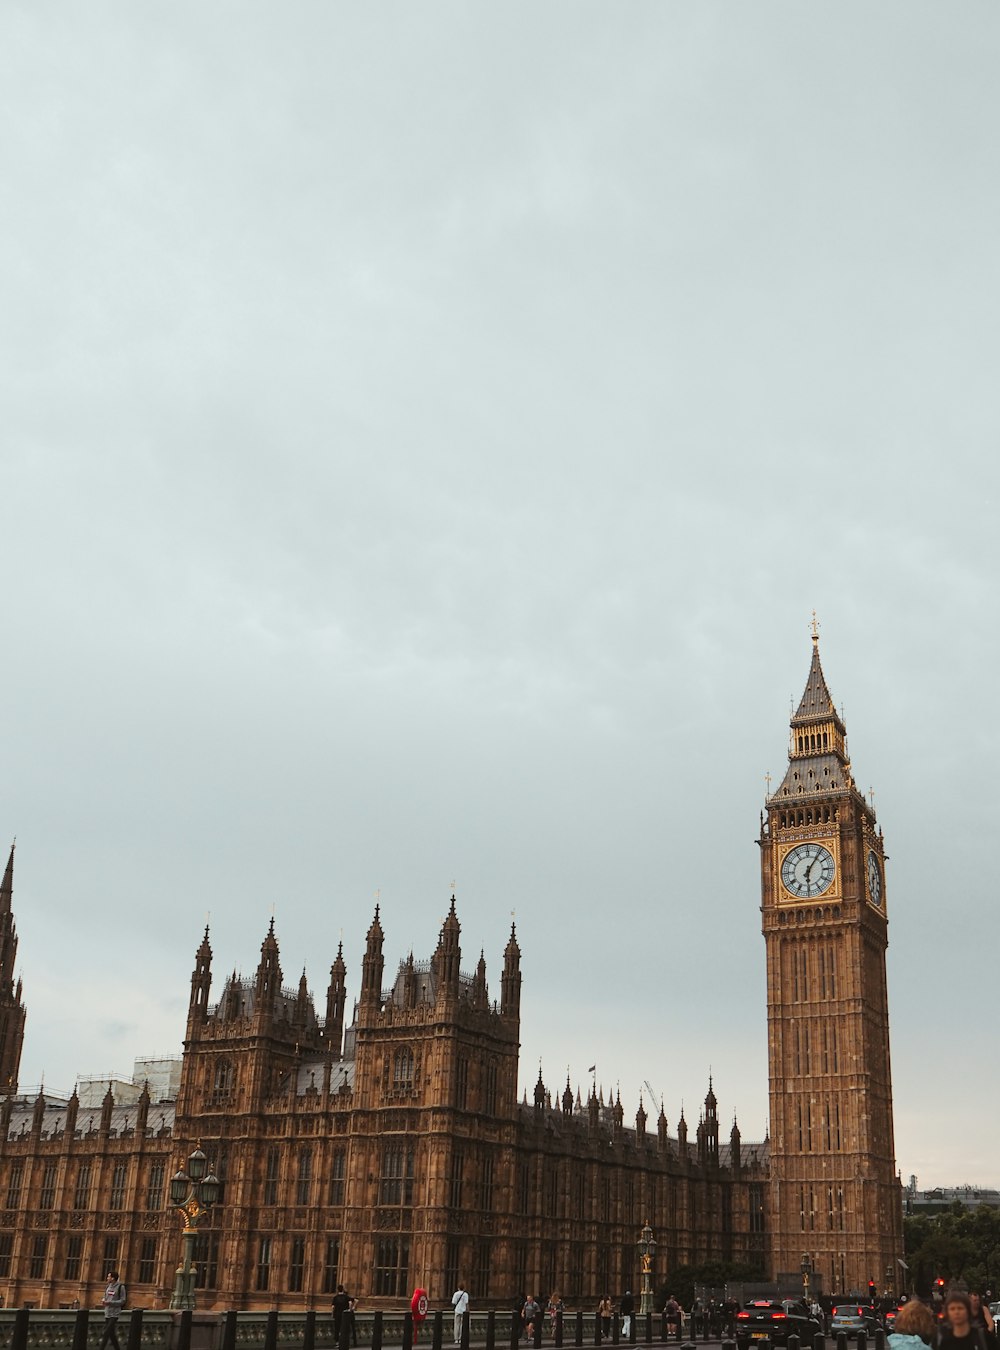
xmin=736 ymin=1299 xmax=823 ymax=1349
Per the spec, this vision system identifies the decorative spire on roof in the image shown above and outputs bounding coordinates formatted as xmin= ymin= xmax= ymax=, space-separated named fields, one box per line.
xmin=0 ymin=843 xmax=25 ymax=1092
xmin=436 ymin=891 xmax=461 ymax=994
xmin=254 ymin=917 xmax=282 ymax=1017
xmin=188 ymin=923 xmax=213 ymax=1027
xmin=771 ymin=623 xmax=856 ymax=803
xmin=501 ymin=920 xmax=521 ymax=1019
xmin=636 ymin=1095 xmax=647 ymax=1136
xmin=791 ymin=618 xmax=845 ymax=732
xmin=657 ymin=1100 xmax=669 ymax=1151
xmin=0 ymin=842 xmax=18 ymax=994
xmin=0 ymin=843 xmax=13 ymax=916
xmin=730 ymin=1115 xmax=742 ymax=1173
xmin=100 ymin=1082 xmax=114 ymax=1136
xmin=534 ymin=1064 xmax=546 ymax=1113
xmin=472 ymin=950 xmax=488 ymax=1009
xmin=296 ymin=968 xmax=310 ymax=1020
xmin=325 ymin=942 xmax=347 ymax=1053
xmin=361 ymin=903 xmax=385 ymax=1011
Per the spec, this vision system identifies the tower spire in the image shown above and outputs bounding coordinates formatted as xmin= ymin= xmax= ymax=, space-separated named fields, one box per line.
xmin=325 ymin=941 xmax=347 ymax=1055
xmin=187 ymin=924 xmax=213 ymax=1030
xmin=254 ymin=918 xmax=282 ymax=1019
xmin=501 ymin=922 xmax=521 ymax=1019
xmin=360 ymin=906 xmax=385 ymax=1012
xmin=771 ymin=629 xmax=854 ymax=802
xmin=0 ymin=843 xmax=25 ymax=1091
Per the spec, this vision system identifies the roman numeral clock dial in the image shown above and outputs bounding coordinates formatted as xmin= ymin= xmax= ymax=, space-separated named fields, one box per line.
xmin=780 ymin=842 xmax=836 ymax=899
xmin=867 ymin=850 xmax=883 ymax=907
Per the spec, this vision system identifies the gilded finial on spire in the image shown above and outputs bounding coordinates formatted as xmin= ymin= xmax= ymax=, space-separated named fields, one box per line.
xmin=811 ymin=610 xmax=820 ymax=643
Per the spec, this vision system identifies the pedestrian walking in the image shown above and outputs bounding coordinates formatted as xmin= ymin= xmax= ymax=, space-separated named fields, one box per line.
xmin=98 ymin=1271 xmax=126 ymax=1350
xmin=620 ymin=1292 xmax=635 ymax=1340
xmin=547 ymin=1293 xmax=564 ymax=1340
xmin=598 ymin=1296 xmax=612 ymax=1340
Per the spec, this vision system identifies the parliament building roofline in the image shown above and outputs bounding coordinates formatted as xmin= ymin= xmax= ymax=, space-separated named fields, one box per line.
xmin=0 ymin=627 xmax=899 ymax=1309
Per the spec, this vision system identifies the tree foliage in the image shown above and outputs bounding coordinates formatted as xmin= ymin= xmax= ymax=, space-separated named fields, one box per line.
xmin=905 ymin=1204 xmax=1000 ymax=1295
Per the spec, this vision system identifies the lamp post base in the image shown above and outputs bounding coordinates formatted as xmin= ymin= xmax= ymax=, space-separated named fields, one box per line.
xmin=170 ymin=1232 xmax=198 ymax=1310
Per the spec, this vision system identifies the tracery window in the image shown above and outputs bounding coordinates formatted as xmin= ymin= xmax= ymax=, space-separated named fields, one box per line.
xmin=392 ymin=1048 xmax=414 ymax=1091
xmin=379 ymin=1143 xmax=414 ymax=1206
xmin=213 ymin=1059 xmax=235 ymax=1099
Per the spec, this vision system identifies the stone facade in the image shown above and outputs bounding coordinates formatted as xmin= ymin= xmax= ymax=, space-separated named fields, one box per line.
xmin=0 ymin=890 xmax=767 ymax=1310
xmin=0 ymin=635 xmax=899 ymax=1309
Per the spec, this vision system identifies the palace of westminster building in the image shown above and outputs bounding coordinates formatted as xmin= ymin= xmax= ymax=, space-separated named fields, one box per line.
xmin=0 ymin=637 xmax=902 ymax=1309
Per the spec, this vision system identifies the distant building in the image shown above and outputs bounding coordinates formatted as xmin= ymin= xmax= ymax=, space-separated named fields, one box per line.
xmin=76 ymin=1060 xmax=181 ymax=1110
xmin=904 ymin=1180 xmax=1000 ymax=1214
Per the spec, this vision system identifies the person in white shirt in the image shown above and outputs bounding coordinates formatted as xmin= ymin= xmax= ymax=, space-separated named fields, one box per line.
xmin=452 ymin=1284 xmax=470 ymax=1346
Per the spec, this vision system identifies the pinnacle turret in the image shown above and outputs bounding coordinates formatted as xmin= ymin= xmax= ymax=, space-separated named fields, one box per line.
xmin=501 ymin=923 xmax=521 ymax=1018
xmin=325 ymin=942 xmax=347 ymax=1053
xmin=0 ymin=843 xmax=25 ymax=1090
xmin=0 ymin=843 xmax=18 ymax=994
xmin=360 ymin=906 xmax=385 ymax=1010
xmin=435 ymin=894 xmax=462 ymax=995
xmin=254 ymin=918 xmax=283 ymax=1017
xmin=188 ymin=925 xmax=213 ymax=1026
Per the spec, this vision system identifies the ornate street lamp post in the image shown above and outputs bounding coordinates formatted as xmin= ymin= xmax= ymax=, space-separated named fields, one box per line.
xmin=169 ymin=1147 xmax=220 ymax=1311
xmin=637 ymin=1224 xmax=657 ymax=1316
xmin=800 ymin=1254 xmax=812 ymax=1307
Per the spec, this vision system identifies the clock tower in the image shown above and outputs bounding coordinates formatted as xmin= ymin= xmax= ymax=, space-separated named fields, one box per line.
xmin=759 ymin=630 xmax=901 ymax=1295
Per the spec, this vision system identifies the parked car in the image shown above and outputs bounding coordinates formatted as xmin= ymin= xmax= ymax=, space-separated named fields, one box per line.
xmin=736 ymin=1299 xmax=823 ymax=1349
xmin=830 ymin=1306 xmax=881 ymax=1339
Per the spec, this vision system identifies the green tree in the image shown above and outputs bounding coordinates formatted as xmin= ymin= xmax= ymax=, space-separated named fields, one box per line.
xmin=905 ymin=1205 xmax=1000 ymax=1293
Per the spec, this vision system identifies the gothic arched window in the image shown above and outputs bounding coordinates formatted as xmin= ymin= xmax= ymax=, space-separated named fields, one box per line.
xmin=392 ymin=1048 xmax=414 ymax=1090
xmin=213 ymin=1060 xmax=235 ymax=1099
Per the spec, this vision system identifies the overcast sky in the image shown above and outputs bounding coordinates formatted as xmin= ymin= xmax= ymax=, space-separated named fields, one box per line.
xmin=1 ymin=3 xmax=997 ymax=1191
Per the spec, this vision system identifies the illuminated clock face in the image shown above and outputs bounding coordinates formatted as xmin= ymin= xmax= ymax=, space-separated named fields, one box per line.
xmin=780 ymin=843 xmax=836 ymax=898
xmin=867 ymin=850 xmax=883 ymax=907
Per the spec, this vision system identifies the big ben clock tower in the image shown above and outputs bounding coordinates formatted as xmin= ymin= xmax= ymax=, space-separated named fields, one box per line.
xmin=759 ymin=627 xmax=901 ymax=1295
